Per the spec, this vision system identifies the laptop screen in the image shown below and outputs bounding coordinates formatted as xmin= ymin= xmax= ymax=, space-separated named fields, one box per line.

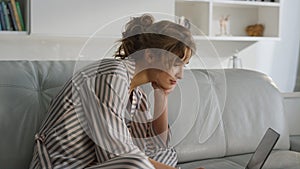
xmin=246 ymin=128 xmax=280 ymax=169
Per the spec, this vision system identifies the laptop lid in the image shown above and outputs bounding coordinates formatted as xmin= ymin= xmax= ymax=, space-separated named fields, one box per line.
xmin=245 ymin=128 xmax=280 ymax=169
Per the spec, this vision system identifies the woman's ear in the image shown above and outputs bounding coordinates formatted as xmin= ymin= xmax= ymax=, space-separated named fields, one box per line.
xmin=144 ymin=49 xmax=154 ymax=64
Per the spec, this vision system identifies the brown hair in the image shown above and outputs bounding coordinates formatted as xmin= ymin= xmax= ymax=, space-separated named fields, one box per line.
xmin=115 ymin=14 xmax=196 ymax=60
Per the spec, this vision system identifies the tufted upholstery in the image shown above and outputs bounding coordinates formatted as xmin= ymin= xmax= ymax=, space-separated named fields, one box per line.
xmin=0 ymin=61 xmax=299 ymax=169
xmin=0 ymin=61 xmax=78 ymax=169
xmin=167 ymin=69 xmax=290 ymax=163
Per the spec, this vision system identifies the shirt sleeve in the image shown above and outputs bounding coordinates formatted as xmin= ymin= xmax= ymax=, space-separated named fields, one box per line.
xmin=74 ymin=72 xmax=139 ymax=157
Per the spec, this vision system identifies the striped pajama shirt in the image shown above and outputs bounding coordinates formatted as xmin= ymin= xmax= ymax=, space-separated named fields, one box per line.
xmin=29 ymin=58 xmax=178 ymax=169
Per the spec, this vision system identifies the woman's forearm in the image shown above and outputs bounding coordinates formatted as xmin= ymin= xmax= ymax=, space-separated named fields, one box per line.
xmin=148 ymin=158 xmax=177 ymax=169
xmin=152 ymin=89 xmax=169 ymax=144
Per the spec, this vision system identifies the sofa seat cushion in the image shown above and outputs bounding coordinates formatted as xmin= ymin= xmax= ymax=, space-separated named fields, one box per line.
xmin=178 ymin=150 xmax=300 ymax=169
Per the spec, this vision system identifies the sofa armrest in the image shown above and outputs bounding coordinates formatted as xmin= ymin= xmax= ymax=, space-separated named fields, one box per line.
xmin=282 ymin=92 xmax=300 ymax=136
xmin=290 ymin=135 xmax=300 ymax=152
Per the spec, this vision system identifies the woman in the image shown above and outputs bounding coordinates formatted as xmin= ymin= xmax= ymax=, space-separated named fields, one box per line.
xmin=30 ymin=14 xmax=196 ymax=169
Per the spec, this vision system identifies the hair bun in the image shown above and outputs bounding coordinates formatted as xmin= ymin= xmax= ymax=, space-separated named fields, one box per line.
xmin=123 ymin=14 xmax=154 ymax=38
xmin=139 ymin=14 xmax=153 ymax=27
xmin=116 ymin=14 xmax=196 ymax=60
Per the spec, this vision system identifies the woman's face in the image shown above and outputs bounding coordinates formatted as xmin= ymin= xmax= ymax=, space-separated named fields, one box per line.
xmin=152 ymin=48 xmax=191 ymax=93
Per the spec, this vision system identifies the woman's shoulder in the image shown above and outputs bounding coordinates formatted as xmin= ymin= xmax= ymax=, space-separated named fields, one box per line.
xmin=98 ymin=58 xmax=131 ymax=76
xmin=75 ymin=58 xmax=132 ymax=80
xmin=88 ymin=58 xmax=125 ymax=69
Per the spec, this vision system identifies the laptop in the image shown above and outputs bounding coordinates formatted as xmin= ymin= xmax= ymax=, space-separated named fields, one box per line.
xmin=245 ymin=128 xmax=280 ymax=169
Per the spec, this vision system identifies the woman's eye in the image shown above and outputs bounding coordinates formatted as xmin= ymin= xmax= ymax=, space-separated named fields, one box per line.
xmin=174 ymin=63 xmax=182 ymax=67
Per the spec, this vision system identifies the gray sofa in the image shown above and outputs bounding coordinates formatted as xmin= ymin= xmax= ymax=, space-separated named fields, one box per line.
xmin=0 ymin=61 xmax=299 ymax=169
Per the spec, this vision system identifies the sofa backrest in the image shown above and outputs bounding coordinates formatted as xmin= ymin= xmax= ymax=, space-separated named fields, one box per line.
xmin=0 ymin=61 xmax=78 ymax=169
xmin=0 ymin=61 xmax=291 ymax=168
xmin=168 ymin=69 xmax=290 ymax=163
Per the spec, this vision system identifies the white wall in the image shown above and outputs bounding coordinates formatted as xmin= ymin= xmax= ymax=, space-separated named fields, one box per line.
xmin=0 ymin=0 xmax=299 ymax=92
xmin=30 ymin=0 xmax=175 ymax=36
xmin=0 ymin=0 xmax=175 ymax=60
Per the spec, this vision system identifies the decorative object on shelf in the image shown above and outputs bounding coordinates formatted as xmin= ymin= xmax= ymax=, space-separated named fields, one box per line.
xmin=254 ymin=0 xmax=277 ymax=1
xmin=177 ymin=16 xmax=191 ymax=29
xmin=245 ymin=24 xmax=264 ymax=36
xmin=175 ymin=0 xmax=280 ymax=41
xmin=228 ymin=50 xmax=243 ymax=69
xmin=217 ymin=15 xmax=231 ymax=36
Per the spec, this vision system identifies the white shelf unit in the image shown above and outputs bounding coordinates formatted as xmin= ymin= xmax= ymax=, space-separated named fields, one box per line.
xmin=0 ymin=0 xmax=29 ymax=35
xmin=175 ymin=0 xmax=282 ymax=41
xmin=0 ymin=0 xmax=281 ymax=43
xmin=193 ymin=35 xmax=279 ymax=41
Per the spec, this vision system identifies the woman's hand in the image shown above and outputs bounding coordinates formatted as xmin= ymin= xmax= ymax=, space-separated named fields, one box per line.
xmin=151 ymin=82 xmax=172 ymax=95
xmin=151 ymin=82 xmax=161 ymax=91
